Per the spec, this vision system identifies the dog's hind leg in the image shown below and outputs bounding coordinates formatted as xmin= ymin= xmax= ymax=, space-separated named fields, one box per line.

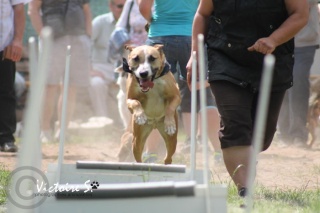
xmin=308 ymin=122 xmax=316 ymax=148
xmin=117 ymin=131 xmax=134 ymax=162
xmin=132 ymin=124 xmax=153 ymax=162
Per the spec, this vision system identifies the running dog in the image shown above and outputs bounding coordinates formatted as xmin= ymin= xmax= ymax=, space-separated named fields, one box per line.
xmin=307 ymin=77 xmax=320 ymax=148
xmin=115 ymin=67 xmax=131 ymax=130
xmin=121 ymin=44 xmax=181 ymax=164
xmin=307 ymin=94 xmax=320 ymax=148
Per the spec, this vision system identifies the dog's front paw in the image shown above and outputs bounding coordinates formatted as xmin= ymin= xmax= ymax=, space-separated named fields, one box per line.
xmin=134 ymin=113 xmax=147 ymax=125
xmin=164 ymin=118 xmax=176 ymax=135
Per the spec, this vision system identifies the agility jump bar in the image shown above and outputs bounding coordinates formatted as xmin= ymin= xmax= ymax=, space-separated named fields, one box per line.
xmin=55 ymin=181 xmax=195 ymax=199
xmin=76 ymin=161 xmax=186 ymax=173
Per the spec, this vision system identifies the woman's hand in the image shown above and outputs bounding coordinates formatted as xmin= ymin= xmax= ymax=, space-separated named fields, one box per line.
xmin=3 ymin=40 xmax=23 ymax=62
xmin=186 ymin=56 xmax=210 ymax=91
xmin=186 ymin=56 xmax=194 ymax=91
xmin=247 ymin=37 xmax=276 ymax=54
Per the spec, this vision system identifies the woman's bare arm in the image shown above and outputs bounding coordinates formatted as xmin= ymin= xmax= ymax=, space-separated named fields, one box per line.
xmin=28 ymin=0 xmax=43 ymax=35
xmin=248 ymin=0 xmax=309 ymax=54
xmin=136 ymin=0 xmax=154 ymax=22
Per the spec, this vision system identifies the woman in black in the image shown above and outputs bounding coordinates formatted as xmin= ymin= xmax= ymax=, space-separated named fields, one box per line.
xmin=187 ymin=0 xmax=309 ymax=196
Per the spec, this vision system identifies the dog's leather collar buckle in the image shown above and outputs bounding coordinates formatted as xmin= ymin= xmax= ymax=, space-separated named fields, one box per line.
xmin=122 ymin=58 xmax=132 ymax=73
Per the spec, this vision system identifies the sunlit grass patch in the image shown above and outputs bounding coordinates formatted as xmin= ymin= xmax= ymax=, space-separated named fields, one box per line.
xmin=312 ymin=164 xmax=320 ymax=174
xmin=226 ymin=183 xmax=320 ymax=213
xmin=255 ymin=185 xmax=320 ymax=212
xmin=0 ymin=165 xmax=10 ymax=205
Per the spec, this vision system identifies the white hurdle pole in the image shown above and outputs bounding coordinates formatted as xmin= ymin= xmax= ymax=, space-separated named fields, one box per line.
xmin=28 ymin=37 xmax=42 ymax=172
xmin=198 ymin=34 xmax=211 ymax=213
xmin=28 ymin=37 xmax=38 ymax=87
xmin=7 ymin=27 xmax=53 ymax=213
xmin=190 ymin=51 xmax=198 ymax=180
xmin=245 ymin=54 xmax=275 ymax=212
xmin=56 ymin=45 xmax=72 ymax=183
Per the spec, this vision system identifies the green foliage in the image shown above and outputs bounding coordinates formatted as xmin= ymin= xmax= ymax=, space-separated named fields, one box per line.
xmin=0 ymin=165 xmax=10 ymax=205
xmin=91 ymin=0 xmax=110 ymax=18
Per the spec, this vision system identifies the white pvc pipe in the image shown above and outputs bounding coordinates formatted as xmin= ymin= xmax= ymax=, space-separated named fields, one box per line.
xmin=76 ymin=161 xmax=186 ymax=173
xmin=28 ymin=37 xmax=42 ymax=173
xmin=190 ymin=51 xmax=197 ymax=180
xmin=245 ymin=54 xmax=275 ymax=212
xmin=198 ymin=34 xmax=211 ymax=213
xmin=28 ymin=37 xmax=37 ymax=87
xmin=57 ymin=45 xmax=71 ymax=183
xmin=7 ymin=27 xmax=53 ymax=213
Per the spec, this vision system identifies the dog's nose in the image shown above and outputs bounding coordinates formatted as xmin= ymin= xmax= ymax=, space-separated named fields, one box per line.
xmin=140 ymin=71 xmax=149 ymax=78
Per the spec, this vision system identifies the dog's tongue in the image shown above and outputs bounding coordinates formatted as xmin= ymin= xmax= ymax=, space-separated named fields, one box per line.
xmin=139 ymin=78 xmax=154 ymax=90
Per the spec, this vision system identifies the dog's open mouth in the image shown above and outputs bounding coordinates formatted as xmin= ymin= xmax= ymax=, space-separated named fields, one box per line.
xmin=139 ymin=78 xmax=154 ymax=92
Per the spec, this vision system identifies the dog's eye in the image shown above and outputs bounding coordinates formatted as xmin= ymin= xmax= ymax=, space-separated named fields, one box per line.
xmin=133 ymin=56 xmax=139 ymax=62
xmin=148 ymin=56 xmax=156 ymax=62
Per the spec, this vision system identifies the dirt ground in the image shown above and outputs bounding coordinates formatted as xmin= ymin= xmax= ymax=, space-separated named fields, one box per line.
xmin=1 ymin=123 xmax=320 ymax=191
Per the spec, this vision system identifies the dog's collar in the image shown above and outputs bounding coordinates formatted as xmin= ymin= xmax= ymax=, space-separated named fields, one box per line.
xmin=122 ymin=58 xmax=133 ymax=74
xmin=122 ymin=58 xmax=171 ymax=79
xmin=153 ymin=61 xmax=170 ymax=80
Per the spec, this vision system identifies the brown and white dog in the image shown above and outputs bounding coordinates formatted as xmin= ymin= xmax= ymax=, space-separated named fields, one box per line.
xmin=307 ymin=94 xmax=320 ymax=148
xmin=307 ymin=77 xmax=320 ymax=148
xmin=115 ymin=67 xmax=131 ymax=130
xmin=120 ymin=44 xmax=181 ymax=164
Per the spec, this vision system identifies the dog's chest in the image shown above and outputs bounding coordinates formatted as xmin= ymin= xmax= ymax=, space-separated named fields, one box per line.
xmin=136 ymin=80 xmax=168 ymax=116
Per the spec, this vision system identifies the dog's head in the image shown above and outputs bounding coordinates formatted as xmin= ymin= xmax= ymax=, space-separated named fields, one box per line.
xmin=125 ymin=45 xmax=166 ymax=92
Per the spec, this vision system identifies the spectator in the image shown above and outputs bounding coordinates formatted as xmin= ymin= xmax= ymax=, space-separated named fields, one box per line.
xmin=115 ymin=0 xmax=147 ymax=47
xmin=28 ymin=0 xmax=92 ymax=142
xmin=89 ymin=0 xmax=125 ymax=118
xmin=278 ymin=0 xmax=320 ymax=148
xmin=0 ymin=0 xmax=30 ymax=152
xmin=186 ymin=0 xmax=308 ymax=197
xmin=110 ymin=0 xmax=148 ymax=129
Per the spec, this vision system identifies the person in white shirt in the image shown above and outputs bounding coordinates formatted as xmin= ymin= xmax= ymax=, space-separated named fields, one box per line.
xmin=28 ymin=0 xmax=92 ymax=142
xmin=89 ymin=0 xmax=125 ymax=118
xmin=0 ymin=0 xmax=30 ymax=152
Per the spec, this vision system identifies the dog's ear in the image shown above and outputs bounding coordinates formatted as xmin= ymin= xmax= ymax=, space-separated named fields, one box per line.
xmin=114 ymin=65 xmax=123 ymax=73
xmin=153 ymin=44 xmax=165 ymax=57
xmin=153 ymin=44 xmax=164 ymax=51
xmin=125 ymin=45 xmax=135 ymax=51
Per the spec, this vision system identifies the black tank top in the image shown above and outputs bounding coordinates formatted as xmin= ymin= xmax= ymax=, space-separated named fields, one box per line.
xmin=206 ymin=0 xmax=294 ymax=92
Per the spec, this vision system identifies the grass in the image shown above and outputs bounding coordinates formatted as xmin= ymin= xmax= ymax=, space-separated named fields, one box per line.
xmin=0 ymin=165 xmax=10 ymax=205
xmin=224 ymin=183 xmax=320 ymax=213
xmin=208 ymin=162 xmax=320 ymax=213
xmin=312 ymin=164 xmax=320 ymax=174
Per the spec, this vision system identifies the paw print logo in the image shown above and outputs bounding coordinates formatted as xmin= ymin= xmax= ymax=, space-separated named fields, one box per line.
xmin=90 ymin=181 xmax=100 ymax=190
